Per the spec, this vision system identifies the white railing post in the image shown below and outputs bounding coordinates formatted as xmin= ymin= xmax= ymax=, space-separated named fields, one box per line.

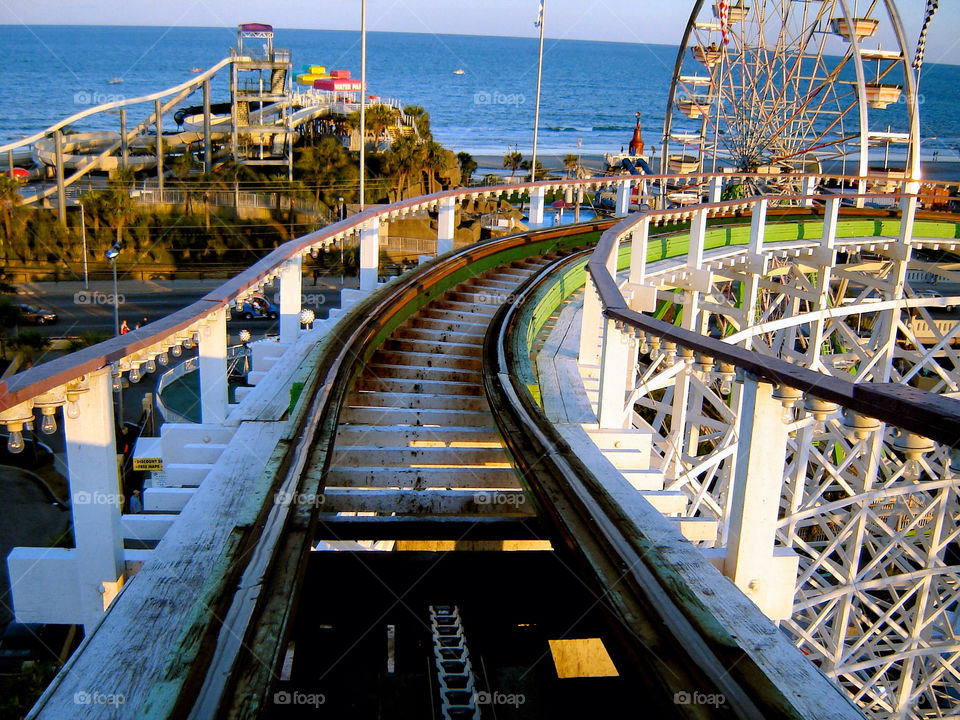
xmin=708 ymin=175 xmax=723 ymax=203
xmin=359 ymin=219 xmax=380 ymax=291
xmin=63 ymin=368 xmax=125 ymax=632
xmin=529 ymin=186 xmax=546 ymax=227
xmin=199 ymin=309 xmax=228 ymax=423
xmin=437 ymin=196 xmax=456 ymax=255
xmin=579 ymin=274 xmax=603 ymax=366
xmin=741 ymin=198 xmax=768 ymax=351
xmin=278 ymin=255 xmax=302 ymax=344
xmin=683 ymin=208 xmax=709 ymax=331
xmin=615 ymin=179 xmax=633 ymax=216
xmin=598 ymin=318 xmax=631 ymax=428
xmin=801 ymin=175 xmax=818 ymax=207
xmin=724 ymin=376 xmax=799 ymax=622
xmin=807 ymin=197 xmax=839 ymax=370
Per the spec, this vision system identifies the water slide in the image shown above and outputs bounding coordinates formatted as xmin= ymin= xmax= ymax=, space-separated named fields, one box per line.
xmin=620 ymin=157 xmax=654 ymax=175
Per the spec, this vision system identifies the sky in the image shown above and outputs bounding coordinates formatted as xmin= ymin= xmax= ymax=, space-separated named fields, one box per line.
xmin=1 ymin=0 xmax=958 ymax=65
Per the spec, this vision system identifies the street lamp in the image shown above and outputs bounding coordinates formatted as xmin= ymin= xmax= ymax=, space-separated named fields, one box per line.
xmin=105 ymin=243 xmax=121 ymax=336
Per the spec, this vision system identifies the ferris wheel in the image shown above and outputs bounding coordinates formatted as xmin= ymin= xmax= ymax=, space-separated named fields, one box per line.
xmin=661 ymin=0 xmax=922 ymax=194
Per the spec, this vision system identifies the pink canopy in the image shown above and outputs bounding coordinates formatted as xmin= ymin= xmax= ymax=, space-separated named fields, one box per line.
xmin=314 ymin=78 xmax=363 ymax=91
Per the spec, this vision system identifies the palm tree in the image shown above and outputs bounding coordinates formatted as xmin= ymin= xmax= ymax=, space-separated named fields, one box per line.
xmin=457 ymin=152 xmax=477 ymax=185
xmin=294 ymin=138 xmax=359 ymax=208
xmin=563 ymin=153 xmax=579 ymax=178
xmin=403 ymin=105 xmax=432 ymax=140
xmin=0 ymin=175 xmax=25 ymax=258
xmin=386 ymin=135 xmax=425 ymax=201
xmin=503 ymin=150 xmax=523 ymax=180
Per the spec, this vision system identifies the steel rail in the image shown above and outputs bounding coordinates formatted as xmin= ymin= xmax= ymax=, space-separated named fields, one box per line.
xmin=179 ymin=219 xmax=614 ymax=718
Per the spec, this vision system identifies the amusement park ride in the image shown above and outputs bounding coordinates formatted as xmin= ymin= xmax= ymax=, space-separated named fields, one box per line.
xmin=1 ymin=3 xmax=959 ymax=719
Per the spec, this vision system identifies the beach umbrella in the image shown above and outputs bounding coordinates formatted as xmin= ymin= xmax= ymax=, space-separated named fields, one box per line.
xmin=551 ymin=199 xmax=572 ymax=209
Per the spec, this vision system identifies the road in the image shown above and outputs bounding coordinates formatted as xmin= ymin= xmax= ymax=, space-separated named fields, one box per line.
xmin=8 ymin=278 xmax=345 ymax=340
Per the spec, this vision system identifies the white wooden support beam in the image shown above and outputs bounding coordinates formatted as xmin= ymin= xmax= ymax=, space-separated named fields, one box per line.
xmin=615 ymin=179 xmax=633 ymax=216
xmin=724 ymin=377 xmax=799 ymax=622
xmin=529 ymin=186 xmax=546 ymax=226
xmin=708 ymin=175 xmax=722 ymax=203
xmin=278 ymin=255 xmax=302 ymax=344
xmin=359 ymin=220 xmax=380 ymax=291
xmin=578 ymin=274 xmax=603 ymax=365
xmin=628 ymin=217 xmax=650 ymax=285
xmin=437 ymin=196 xmax=456 ymax=254
xmin=63 ymin=368 xmax=125 ymax=632
xmin=801 ymin=175 xmax=818 ymax=207
xmin=199 ymin=309 xmax=228 ymax=424
xmin=598 ymin=318 xmax=631 ymax=428
xmin=681 ymin=208 xmax=710 ymax=330
xmin=807 ymin=198 xmax=839 ymax=369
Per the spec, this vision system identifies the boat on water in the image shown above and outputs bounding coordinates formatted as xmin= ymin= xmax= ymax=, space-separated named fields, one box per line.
xmin=188 ymin=68 xmax=202 ymax=73
xmin=107 ymin=77 xmax=123 ymax=85
xmin=453 ymin=68 xmax=465 ymax=75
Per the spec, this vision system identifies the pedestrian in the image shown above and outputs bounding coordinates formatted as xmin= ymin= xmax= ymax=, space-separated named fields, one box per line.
xmin=129 ymin=489 xmax=142 ymax=514
xmin=141 ymin=316 xmax=148 ymax=326
xmin=120 ymin=319 xmax=130 ymax=335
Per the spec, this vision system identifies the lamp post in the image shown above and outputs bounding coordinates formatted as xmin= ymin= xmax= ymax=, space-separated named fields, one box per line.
xmin=79 ymin=201 xmax=89 ymax=289
xmin=359 ymin=0 xmax=367 ymax=211
xmin=105 ymin=244 xmax=121 ymax=336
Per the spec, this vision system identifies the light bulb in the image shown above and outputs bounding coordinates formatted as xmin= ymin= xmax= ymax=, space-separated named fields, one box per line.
xmin=145 ymin=358 xmax=157 ymax=373
xmin=639 ymin=339 xmax=650 ymax=354
xmin=158 ymin=352 xmax=169 ymax=367
xmin=66 ymin=399 xmax=80 ymax=419
xmin=719 ymin=378 xmax=732 ymax=396
xmin=781 ymin=405 xmax=794 ymax=424
xmin=129 ymin=366 xmax=142 ymax=383
xmin=112 ymin=374 xmax=123 ymax=393
xmin=40 ymin=412 xmax=57 ymax=435
xmin=7 ymin=430 xmax=24 ymax=454
xmin=171 ymin=344 xmax=182 ymax=357
xmin=184 ymin=336 xmax=195 ymax=349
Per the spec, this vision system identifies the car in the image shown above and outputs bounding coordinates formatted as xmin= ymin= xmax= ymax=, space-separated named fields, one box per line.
xmin=18 ymin=303 xmax=58 ymax=325
xmin=231 ymin=293 xmax=278 ymax=321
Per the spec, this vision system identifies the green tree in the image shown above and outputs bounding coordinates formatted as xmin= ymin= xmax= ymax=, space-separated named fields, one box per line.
xmin=0 ymin=175 xmax=26 ymax=259
xmin=403 ymin=105 xmax=432 ymax=140
xmin=503 ymin=150 xmax=523 ymax=180
xmin=520 ymin=158 xmax=546 ymax=181
xmin=294 ymin=138 xmax=358 ymax=208
xmin=563 ymin=153 xmax=579 ymax=178
xmin=385 ymin=135 xmax=426 ymax=201
xmin=457 ymin=152 xmax=477 ymax=185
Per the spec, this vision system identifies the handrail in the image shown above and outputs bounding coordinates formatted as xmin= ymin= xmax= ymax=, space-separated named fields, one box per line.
xmin=586 ymin=191 xmax=960 ymax=447
xmin=2 ymin=173 xmax=958 ymax=416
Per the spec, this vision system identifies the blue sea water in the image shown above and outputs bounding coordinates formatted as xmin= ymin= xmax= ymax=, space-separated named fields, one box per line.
xmin=0 ymin=25 xmax=958 ymax=166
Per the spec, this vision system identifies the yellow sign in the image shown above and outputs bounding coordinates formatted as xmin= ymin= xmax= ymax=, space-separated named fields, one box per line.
xmin=133 ymin=457 xmax=163 ymax=471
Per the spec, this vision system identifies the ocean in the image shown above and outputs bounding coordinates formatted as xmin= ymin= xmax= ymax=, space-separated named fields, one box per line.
xmin=0 ymin=25 xmax=959 ymax=167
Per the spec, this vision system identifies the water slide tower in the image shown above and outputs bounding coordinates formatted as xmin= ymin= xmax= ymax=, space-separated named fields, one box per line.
xmin=231 ymin=23 xmax=294 ymax=178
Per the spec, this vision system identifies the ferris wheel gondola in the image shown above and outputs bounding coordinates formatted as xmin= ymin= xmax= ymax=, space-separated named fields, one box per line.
xmin=661 ymin=0 xmax=921 ymax=200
